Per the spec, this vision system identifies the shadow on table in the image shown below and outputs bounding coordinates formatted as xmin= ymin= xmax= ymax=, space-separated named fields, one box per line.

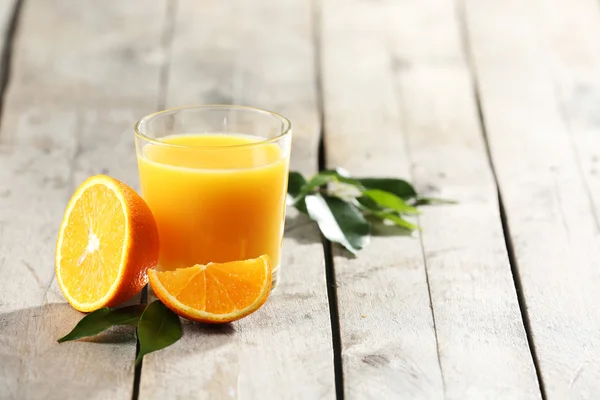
xmin=0 ymin=303 xmax=136 ymax=344
xmin=0 ymin=303 xmax=137 ymax=398
xmin=283 ymin=212 xmax=319 ymax=245
xmin=284 ymin=210 xmax=416 ymax=261
xmin=370 ymin=220 xmax=416 ymax=238
xmin=184 ymin=320 xmax=236 ymax=336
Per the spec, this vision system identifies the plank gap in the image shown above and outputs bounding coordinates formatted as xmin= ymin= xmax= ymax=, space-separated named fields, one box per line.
xmin=313 ymin=0 xmax=344 ymax=397
xmin=0 ymin=0 xmax=22 ymax=130
xmin=455 ymin=0 xmax=547 ymax=398
xmin=415 ymin=199 xmax=446 ymax=395
xmin=321 ymin=236 xmax=345 ymax=400
xmin=319 ymin=127 xmax=345 ymax=399
xmin=156 ymin=0 xmax=177 ymax=111
xmin=497 ymin=193 xmax=548 ymax=400
xmin=138 ymin=0 xmax=336 ymax=397
xmin=131 ymin=285 xmax=148 ymax=400
xmin=131 ymin=332 xmax=143 ymax=400
xmin=133 ymin=0 xmax=177 ymax=395
xmin=552 ymin=83 xmax=600 ymax=235
xmin=394 ymin=74 xmax=447 ymax=395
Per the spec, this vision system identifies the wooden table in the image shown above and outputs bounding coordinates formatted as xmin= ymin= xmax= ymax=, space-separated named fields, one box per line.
xmin=1 ymin=0 xmax=599 ymax=398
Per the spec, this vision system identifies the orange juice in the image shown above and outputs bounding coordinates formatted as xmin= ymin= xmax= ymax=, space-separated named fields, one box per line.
xmin=137 ymin=134 xmax=289 ymax=277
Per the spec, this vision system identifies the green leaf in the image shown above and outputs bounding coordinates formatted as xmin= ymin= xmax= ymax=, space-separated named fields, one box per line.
xmin=301 ymin=174 xmax=332 ymax=193
xmin=355 ymin=195 xmax=383 ymax=211
xmin=372 ymin=211 xmax=420 ymax=231
xmin=58 ymin=305 xmax=146 ymax=343
xmin=288 ymin=170 xmax=362 ymax=212
xmin=287 ymin=172 xmax=308 ymax=213
xmin=293 ymin=198 xmax=308 ymax=214
xmin=362 ymin=189 xmax=419 ymax=214
xmin=286 ymin=169 xmax=452 ymax=252
xmin=295 ymin=199 xmax=309 ymax=214
xmin=319 ymin=169 xmax=362 ymax=187
xmin=136 ymin=300 xmax=182 ymax=365
xmin=358 ymin=178 xmax=417 ymax=199
xmin=287 ymin=171 xmax=306 ymax=199
xmin=305 ymin=193 xmax=370 ymax=254
xmin=412 ymin=197 xmax=456 ymax=206
xmin=291 ymin=170 xmax=362 ymax=199
xmin=287 ymin=173 xmax=327 ymax=210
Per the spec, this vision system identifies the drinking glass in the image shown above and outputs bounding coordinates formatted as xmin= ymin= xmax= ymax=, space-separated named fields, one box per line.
xmin=134 ymin=105 xmax=291 ymax=286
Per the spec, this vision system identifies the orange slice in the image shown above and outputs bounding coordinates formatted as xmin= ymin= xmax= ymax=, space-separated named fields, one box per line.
xmin=55 ymin=175 xmax=159 ymax=312
xmin=148 ymin=255 xmax=272 ymax=323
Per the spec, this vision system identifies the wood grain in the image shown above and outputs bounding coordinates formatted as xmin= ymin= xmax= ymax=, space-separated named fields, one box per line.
xmin=464 ymin=0 xmax=600 ymax=397
xmin=551 ymin=0 xmax=600 ymax=223
xmin=321 ymin=0 xmax=541 ymax=398
xmin=320 ymin=0 xmax=443 ymax=398
xmin=0 ymin=1 xmax=167 ymax=398
xmin=137 ymin=1 xmax=335 ymax=399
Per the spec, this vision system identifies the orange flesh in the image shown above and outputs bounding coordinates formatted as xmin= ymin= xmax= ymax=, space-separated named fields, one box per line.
xmin=152 ymin=257 xmax=269 ymax=314
xmin=59 ymin=184 xmax=126 ymax=304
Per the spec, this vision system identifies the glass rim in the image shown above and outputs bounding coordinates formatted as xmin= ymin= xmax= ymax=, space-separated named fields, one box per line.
xmin=134 ymin=104 xmax=292 ymax=150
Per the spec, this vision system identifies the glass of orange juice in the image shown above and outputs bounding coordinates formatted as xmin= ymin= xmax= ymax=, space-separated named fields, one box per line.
xmin=134 ymin=105 xmax=291 ymax=287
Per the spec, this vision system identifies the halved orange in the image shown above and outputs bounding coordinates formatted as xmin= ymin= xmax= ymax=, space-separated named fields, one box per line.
xmin=55 ymin=175 xmax=159 ymax=312
xmin=148 ymin=255 xmax=272 ymax=323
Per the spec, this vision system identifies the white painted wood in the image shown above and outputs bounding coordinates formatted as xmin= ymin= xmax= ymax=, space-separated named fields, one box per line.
xmin=464 ymin=0 xmax=600 ymax=397
xmin=321 ymin=0 xmax=541 ymax=398
xmin=138 ymin=1 xmax=335 ymax=399
xmin=0 ymin=1 xmax=167 ymax=398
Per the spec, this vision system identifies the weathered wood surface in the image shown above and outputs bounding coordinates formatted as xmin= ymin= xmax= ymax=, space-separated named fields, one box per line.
xmin=0 ymin=0 xmax=15 ymax=41
xmin=3 ymin=0 xmax=600 ymax=398
xmin=320 ymin=1 xmax=443 ymax=398
xmin=0 ymin=1 xmax=166 ymax=398
xmin=464 ymin=0 xmax=600 ymax=397
xmin=138 ymin=1 xmax=335 ymax=399
xmin=321 ymin=0 xmax=541 ymax=398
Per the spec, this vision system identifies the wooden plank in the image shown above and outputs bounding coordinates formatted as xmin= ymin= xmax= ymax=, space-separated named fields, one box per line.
xmin=464 ymin=0 xmax=600 ymax=397
xmin=138 ymin=1 xmax=335 ymax=399
xmin=551 ymin=0 xmax=600 ymax=222
xmin=321 ymin=0 xmax=541 ymax=398
xmin=0 ymin=1 xmax=167 ymax=398
xmin=320 ymin=1 xmax=443 ymax=398
xmin=0 ymin=0 xmax=15 ymax=40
